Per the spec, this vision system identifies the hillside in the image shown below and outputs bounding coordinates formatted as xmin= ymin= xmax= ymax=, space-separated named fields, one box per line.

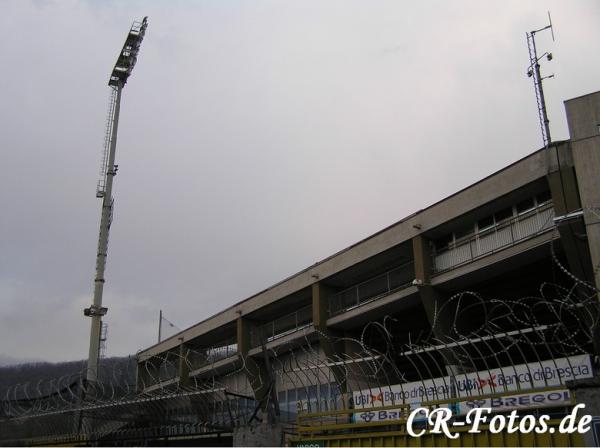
xmin=0 ymin=356 xmax=136 ymax=400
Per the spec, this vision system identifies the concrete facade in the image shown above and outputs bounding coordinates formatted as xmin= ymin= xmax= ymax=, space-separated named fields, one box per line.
xmin=566 ymin=91 xmax=600 ymax=292
xmin=136 ymin=91 xmax=600 ymax=441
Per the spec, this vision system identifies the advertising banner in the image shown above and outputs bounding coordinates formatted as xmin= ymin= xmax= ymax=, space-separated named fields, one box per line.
xmin=352 ymin=354 xmax=592 ymax=423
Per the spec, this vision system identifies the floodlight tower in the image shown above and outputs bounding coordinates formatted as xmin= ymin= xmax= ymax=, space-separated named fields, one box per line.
xmin=526 ymin=12 xmax=555 ymax=149
xmin=84 ymin=17 xmax=148 ymax=385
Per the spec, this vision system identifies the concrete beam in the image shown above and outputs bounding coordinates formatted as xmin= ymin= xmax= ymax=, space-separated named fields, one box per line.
xmin=326 ymin=286 xmax=419 ymax=328
xmin=430 ymin=230 xmax=557 ymax=286
xmin=189 ymin=354 xmax=239 ymax=379
xmin=138 ymin=148 xmax=550 ymax=360
xmin=247 ymin=327 xmax=317 ymax=357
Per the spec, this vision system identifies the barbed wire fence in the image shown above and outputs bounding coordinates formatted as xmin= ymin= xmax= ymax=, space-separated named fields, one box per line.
xmin=1 ymin=240 xmax=599 ymax=445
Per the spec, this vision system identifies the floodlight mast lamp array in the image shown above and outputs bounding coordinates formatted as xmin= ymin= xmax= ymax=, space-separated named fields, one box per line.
xmin=85 ymin=17 xmax=148 ymax=385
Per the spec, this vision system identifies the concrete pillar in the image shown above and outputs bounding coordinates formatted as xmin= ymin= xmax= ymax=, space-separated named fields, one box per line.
xmin=136 ymin=356 xmax=160 ymax=391
xmin=185 ymin=348 xmax=204 ymax=372
xmin=412 ymin=235 xmax=461 ymax=371
xmin=546 ymin=142 xmax=594 ymax=282
xmin=412 ymin=235 xmax=452 ymax=337
xmin=236 ymin=317 xmax=275 ymax=415
xmin=547 ymin=142 xmax=582 ymax=213
xmin=312 ymin=282 xmax=334 ymax=330
xmin=412 ymin=234 xmax=432 ymax=285
xmin=312 ymin=282 xmax=348 ymax=396
xmin=178 ymin=338 xmax=190 ymax=388
xmin=237 ymin=315 xmax=252 ymax=356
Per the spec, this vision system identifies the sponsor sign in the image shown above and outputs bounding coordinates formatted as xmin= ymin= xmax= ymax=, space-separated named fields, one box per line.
xmin=352 ymin=354 xmax=591 ymax=423
xmin=456 ymin=388 xmax=573 ymax=415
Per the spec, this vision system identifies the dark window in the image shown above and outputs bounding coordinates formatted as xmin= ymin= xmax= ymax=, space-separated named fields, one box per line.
xmin=495 ymin=207 xmax=514 ymax=223
xmin=478 ymin=215 xmax=495 ymax=231
xmin=536 ymin=190 xmax=552 ymax=205
xmin=454 ymin=226 xmax=474 ymax=244
xmin=435 ymin=234 xmax=453 ymax=252
xmin=516 ymin=198 xmax=535 ymax=214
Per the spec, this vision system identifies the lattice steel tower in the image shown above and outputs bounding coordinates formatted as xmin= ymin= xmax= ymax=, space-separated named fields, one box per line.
xmin=84 ymin=17 xmax=148 ymax=384
xmin=526 ymin=13 xmax=554 ymax=149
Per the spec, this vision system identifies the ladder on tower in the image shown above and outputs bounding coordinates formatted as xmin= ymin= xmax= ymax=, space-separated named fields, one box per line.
xmin=99 ymin=322 xmax=108 ymax=359
xmin=96 ymin=87 xmax=118 ymax=198
xmin=526 ymin=33 xmax=550 ymax=148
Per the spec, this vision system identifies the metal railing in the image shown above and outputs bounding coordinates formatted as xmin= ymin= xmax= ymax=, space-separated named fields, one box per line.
xmin=190 ymin=340 xmax=238 ymax=371
xmin=329 ymin=262 xmax=415 ymax=316
xmin=205 ymin=342 xmax=237 ymax=363
xmin=251 ymin=304 xmax=313 ymax=348
xmin=433 ymin=202 xmax=555 ymax=273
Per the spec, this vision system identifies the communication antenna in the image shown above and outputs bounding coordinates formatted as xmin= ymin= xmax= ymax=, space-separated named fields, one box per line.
xmin=526 ymin=11 xmax=555 ymax=149
xmin=84 ymin=17 xmax=149 ymax=385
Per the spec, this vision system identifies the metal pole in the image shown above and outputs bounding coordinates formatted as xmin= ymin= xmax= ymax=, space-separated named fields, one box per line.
xmin=86 ymin=84 xmax=123 ymax=384
xmin=158 ymin=310 xmax=162 ymax=343
xmin=531 ymin=34 xmax=552 ymax=146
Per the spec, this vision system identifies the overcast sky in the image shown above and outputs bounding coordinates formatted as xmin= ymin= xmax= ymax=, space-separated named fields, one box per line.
xmin=1 ymin=0 xmax=599 ymax=363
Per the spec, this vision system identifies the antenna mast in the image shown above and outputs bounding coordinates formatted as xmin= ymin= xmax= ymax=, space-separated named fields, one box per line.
xmin=84 ymin=17 xmax=148 ymax=385
xmin=526 ymin=12 xmax=555 ymax=149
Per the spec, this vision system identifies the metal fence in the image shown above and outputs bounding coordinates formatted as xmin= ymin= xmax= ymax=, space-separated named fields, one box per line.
xmin=329 ymin=262 xmax=415 ymax=316
xmin=433 ymin=202 xmax=555 ymax=273
xmin=2 ymin=240 xmax=598 ymax=445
